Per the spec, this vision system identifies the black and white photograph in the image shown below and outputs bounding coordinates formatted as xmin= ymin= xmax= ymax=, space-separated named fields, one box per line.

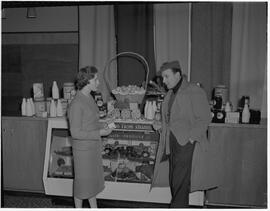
xmin=1 ymin=0 xmax=267 ymax=209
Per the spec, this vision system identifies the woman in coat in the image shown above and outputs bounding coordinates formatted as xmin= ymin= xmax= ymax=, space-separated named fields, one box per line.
xmin=68 ymin=66 xmax=112 ymax=208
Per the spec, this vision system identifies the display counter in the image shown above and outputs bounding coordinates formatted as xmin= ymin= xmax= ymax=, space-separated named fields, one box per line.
xmin=42 ymin=117 xmax=203 ymax=205
xmin=2 ymin=116 xmax=266 ymax=207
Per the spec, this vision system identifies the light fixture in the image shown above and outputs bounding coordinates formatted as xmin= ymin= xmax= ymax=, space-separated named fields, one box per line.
xmin=2 ymin=8 xmax=6 ymax=19
xmin=27 ymin=7 xmax=37 ymax=18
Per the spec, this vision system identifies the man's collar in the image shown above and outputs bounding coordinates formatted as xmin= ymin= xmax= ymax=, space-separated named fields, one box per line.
xmin=172 ymin=77 xmax=183 ymax=94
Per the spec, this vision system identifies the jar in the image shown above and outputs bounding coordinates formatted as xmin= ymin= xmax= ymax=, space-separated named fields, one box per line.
xmin=46 ymin=97 xmax=52 ymax=115
xmin=34 ymin=99 xmax=46 ymax=117
xmin=214 ymin=85 xmax=228 ymax=105
xmin=213 ymin=95 xmax=223 ymax=110
xmin=63 ymin=82 xmax=75 ymax=100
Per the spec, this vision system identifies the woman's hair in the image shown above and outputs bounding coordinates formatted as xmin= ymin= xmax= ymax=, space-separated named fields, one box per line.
xmin=76 ymin=66 xmax=98 ymax=90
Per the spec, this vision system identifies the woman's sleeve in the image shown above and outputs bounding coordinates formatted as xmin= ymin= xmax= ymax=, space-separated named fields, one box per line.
xmin=69 ymin=102 xmax=100 ymax=140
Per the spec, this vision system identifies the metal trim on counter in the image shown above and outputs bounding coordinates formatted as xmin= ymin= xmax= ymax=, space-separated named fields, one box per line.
xmin=209 ymin=119 xmax=267 ymax=129
xmin=2 ymin=116 xmax=49 ymax=121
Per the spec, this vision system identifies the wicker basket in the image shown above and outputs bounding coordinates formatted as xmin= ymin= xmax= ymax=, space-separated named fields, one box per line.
xmin=113 ymin=92 xmax=145 ymax=104
xmin=103 ymin=52 xmax=149 ymax=104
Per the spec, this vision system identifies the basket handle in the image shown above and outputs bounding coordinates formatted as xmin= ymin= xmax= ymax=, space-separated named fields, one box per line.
xmin=103 ymin=51 xmax=150 ymax=92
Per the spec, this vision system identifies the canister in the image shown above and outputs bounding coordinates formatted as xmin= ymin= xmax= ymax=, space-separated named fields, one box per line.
xmin=34 ymin=99 xmax=46 ymax=117
xmin=46 ymin=97 xmax=52 ymax=115
xmin=214 ymin=85 xmax=228 ymax=105
xmin=60 ymin=99 xmax=68 ymax=116
xmin=63 ymin=82 xmax=75 ymax=100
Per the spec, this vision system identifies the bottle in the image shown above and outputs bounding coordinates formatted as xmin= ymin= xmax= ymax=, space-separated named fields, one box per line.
xmin=225 ymin=101 xmax=231 ymax=113
xmin=241 ymin=100 xmax=250 ymax=123
xmin=26 ymin=98 xmax=33 ymax=116
xmin=50 ymin=99 xmax=57 ymax=117
xmin=150 ymin=101 xmax=157 ymax=120
xmin=21 ymin=98 xmax=27 ymax=116
xmin=144 ymin=101 xmax=149 ymax=119
xmin=56 ymin=99 xmax=63 ymax=117
xmin=52 ymin=81 xmax=59 ymax=99
xmin=29 ymin=98 xmax=35 ymax=116
xmin=147 ymin=101 xmax=154 ymax=120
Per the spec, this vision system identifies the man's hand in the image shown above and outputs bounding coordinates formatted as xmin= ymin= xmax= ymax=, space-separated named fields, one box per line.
xmin=189 ymin=138 xmax=195 ymax=144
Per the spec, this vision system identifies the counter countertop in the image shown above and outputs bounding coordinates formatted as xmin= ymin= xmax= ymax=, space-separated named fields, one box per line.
xmin=2 ymin=116 xmax=267 ymax=128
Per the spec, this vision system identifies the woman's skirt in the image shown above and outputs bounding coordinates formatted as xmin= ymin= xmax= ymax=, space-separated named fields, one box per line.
xmin=72 ymin=139 xmax=105 ymax=199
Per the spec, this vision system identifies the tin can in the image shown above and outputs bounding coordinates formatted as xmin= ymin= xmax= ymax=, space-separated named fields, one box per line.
xmin=34 ymin=99 xmax=46 ymax=117
xmin=60 ymin=98 xmax=68 ymax=116
xmin=63 ymin=82 xmax=75 ymax=100
xmin=213 ymin=95 xmax=223 ymax=110
xmin=214 ymin=85 xmax=228 ymax=105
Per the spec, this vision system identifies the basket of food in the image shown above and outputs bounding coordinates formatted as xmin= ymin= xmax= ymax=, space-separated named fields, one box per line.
xmin=103 ymin=52 xmax=149 ymax=104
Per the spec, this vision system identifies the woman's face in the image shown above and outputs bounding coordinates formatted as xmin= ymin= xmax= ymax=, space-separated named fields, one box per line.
xmin=88 ymin=74 xmax=99 ymax=92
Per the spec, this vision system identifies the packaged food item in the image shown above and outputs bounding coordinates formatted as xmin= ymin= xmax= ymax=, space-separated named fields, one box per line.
xmin=34 ymin=99 xmax=46 ymax=117
xmin=33 ymin=83 xmax=44 ymax=101
xmin=93 ymin=92 xmax=107 ymax=118
xmin=63 ymin=82 xmax=75 ymax=100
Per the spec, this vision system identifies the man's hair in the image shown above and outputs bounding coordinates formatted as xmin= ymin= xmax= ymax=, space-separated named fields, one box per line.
xmin=76 ymin=66 xmax=98 ymax=90
xmin=159 ymin=60 xmax=182 ymax=76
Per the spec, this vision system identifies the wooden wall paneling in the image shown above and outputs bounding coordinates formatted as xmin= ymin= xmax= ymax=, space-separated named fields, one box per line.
xmin=206 ymin=125 xmax=267 ymax=207
xmin=2 ymin=118 xmax=48 ymax=193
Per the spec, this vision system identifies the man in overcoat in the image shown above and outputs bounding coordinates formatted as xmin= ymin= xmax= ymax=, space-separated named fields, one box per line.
xmin=151 ymin=61 xmax=218 ymax=208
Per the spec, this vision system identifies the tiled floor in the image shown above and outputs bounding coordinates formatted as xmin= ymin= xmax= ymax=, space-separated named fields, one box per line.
xmin=2 ymin=191 xmax=170 ymax=208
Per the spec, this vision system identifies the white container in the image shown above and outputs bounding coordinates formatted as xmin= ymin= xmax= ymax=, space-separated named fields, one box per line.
xmin=52 ymin=81 xmax=59 ymax=99
xmin=30 ymin=98 xmax=35 ymax=116
xmin=225 ymin=101 xmax=231 ymax=113
xmin=50 ymin=99 xmax=57 ymax=117
xmin=56 ymin=99 xmax=63 ymax=117
xmin=242 ymin=102 xmax=250 ymax=123
xmin=21 ymin=98 xmax=26 ymax=116
xmin=144 ymin=101 xmax=149 ymax=119
xmin=26 ymin=99 xmax=33 ymax=116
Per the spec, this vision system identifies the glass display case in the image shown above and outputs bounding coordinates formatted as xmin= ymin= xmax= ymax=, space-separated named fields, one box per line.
xmin=46 ymin=119 xmax=159 ymax=183
xmin=43 ymin=117 xmax=203 ymax=204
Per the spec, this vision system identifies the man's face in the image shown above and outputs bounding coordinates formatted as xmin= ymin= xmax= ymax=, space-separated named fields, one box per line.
xmin=161 ymin=69 xmax=181 ymax=89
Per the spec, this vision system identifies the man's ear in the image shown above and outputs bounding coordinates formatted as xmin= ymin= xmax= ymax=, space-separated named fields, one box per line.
xmin=175 ymin=71 xmax=181 ymax=79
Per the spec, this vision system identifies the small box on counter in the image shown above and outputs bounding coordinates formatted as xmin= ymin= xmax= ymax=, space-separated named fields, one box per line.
xmin=33 ymin=83 xmax=44 ymax=101
xmin=225 ymin=112 xmax=240 ymax=124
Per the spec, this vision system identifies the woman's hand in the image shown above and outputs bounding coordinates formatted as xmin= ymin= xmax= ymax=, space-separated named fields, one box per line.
xmin=100 ymin=128 xmax=113 ymax=136
xmin=152 ymin=120 xmax=162 ymax=131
